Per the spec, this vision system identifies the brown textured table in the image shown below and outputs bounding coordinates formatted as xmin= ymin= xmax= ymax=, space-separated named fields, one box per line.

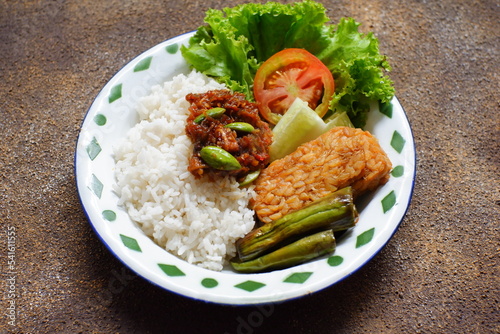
xmin=1 ymin=0 xmax=499 ymax=333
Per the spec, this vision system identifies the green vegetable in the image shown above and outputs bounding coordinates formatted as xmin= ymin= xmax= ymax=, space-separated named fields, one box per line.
xmin=323 ymin=111 xmax=354 ymax=132
xmin=315 ymin=18 xmax=395 ymax=127
xmin=199 ymin=146 xmax=241 ymax=170
xmin=231 ymin=230 xmax=335 ymax=273
xmin=181 ymin=0 xmax=394 ymax=128
xmin=270 ymin=98 xmax=355 ymax=161
xmin=269 ymin=97 xmax=327 ymax=161
xmin=236 ymin=187 xmax=358 ymax=262
xmin=224 ymin=122 xmax=255 ymax=133
xmin=193 ymin=107 xmax=226 ymax=124
xmin=239 ymin=170 xmax=260 ymax=187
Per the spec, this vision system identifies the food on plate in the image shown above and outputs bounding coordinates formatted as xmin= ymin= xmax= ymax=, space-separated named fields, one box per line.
xmin=193 ymin=107 xmax=225 ymax=123
xmin=181 ymin=0 xmax=394 ymax=128
xmin=268 ymin=97 xmax=353 ymax=162
xmin=185 ymin=89 xmax=272 ymax=180
xmin=199 ymin=146 xmax=242 ymax=171
xmin=114 ymin=1 xmax=396 ymax=273
xmin=252 ymin=126 xmax=392 ymax=224
xmin=114 ymin=71 xmax=257 ymax=271
xmin=235 ymin=187 xmax=357 ymax=262
xmin=231 ymin=230 xmax=336 ymax=273
xmin=253 ymin=48 xmax=335 ymax=125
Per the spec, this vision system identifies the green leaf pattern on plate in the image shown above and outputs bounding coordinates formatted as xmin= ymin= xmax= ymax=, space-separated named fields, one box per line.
xmin=391 ymin=130 xmax=406 ymax=154
xmin=327 ymin=255 xmax=344 ymax=267
xmin=382 ymin=190 xmax=397 ymax=213
xmin=108 ymin=83 xmax=122 ymax=103
xmin=235 ymin=280 xmax=266 ymax=292
xmin=391 ymin=165 xmax=404 ymax=177
xmin=158 ymin=264 xmax=185 ymax=277
xmin=166 ymin=44 xmax=179 ymax=54
xmin=201 ymin=278 xmax=218 ymax=288
xmin=356 ymin=228 xmax=375 ymax=248
xmin=93 ymin=114 xmax=107 ymax=126
xmin=379 ymin=101 xmax=393 ymax=118
xmin=283 ymin=272 xmax=313 ymax=284
xmin=89 ymin=174 xmax=103 ymax=198
xmin=86 ymin=137 xmax=102 ymax=161
xmin=120 ymin=234 xmax=142 ymax=252
xmin=133 ymin=56 xmax=152 ymax=72
xmin=79 ymin=36 xmax=413 ymax=300
xmin=102 ymin=210 xmax=116 ymax=221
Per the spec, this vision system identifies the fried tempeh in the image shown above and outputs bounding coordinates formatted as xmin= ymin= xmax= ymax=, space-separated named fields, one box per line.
xmin=252 ymin=126 xmax=392 ymax=223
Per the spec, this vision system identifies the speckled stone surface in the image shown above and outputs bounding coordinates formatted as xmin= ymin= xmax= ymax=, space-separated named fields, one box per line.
xmin=0 ymin=0 xmax=498 ymax=333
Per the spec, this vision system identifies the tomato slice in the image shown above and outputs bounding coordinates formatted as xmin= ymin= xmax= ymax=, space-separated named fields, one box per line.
xmin=253 ymin=48 xmax=335 ymax=125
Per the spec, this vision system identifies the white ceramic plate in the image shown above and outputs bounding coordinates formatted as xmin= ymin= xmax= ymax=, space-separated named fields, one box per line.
xmin=75 ymin=32 xmax=416 ymax=305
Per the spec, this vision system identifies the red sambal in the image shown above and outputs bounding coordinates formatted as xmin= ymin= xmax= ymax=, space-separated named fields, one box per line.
xmin=185 ymin=89 xmax=273 ymax=180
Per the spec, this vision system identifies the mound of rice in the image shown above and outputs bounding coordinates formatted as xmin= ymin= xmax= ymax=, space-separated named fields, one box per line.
xmin=113 ymin=70 xmax=257 ymax=271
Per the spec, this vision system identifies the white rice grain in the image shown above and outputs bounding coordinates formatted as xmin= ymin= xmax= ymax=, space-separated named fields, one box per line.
xmin=114 ymin=70 xmax=256 ymax=271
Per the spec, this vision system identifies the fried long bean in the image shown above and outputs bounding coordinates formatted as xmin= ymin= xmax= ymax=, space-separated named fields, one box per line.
xmin=231 ymin=230 xmax=335 ymax=273
xmin=237 ymin=187 xmax=357 ymax=262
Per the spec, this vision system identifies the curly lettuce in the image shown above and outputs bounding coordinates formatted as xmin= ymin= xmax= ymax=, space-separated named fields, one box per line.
xmin=180 ymin=0 xmax=394 ymax=128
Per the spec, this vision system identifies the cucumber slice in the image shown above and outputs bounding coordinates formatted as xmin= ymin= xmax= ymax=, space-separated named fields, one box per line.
xmin=269 ymin=98 xmax=326 ymax=161
xmin=324 ymin=111 xmax=354 ymax=131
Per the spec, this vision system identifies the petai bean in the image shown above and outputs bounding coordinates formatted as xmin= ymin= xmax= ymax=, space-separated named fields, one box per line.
xmin=194 ymin=107 xmax=226 ymax=124
xmin=200 ymin=146 xmax=241 ymax=171
xmin=239 ymin=170 xmax=261 ymax=187
xmin=224 ymin=122 xmax=255 ymax=133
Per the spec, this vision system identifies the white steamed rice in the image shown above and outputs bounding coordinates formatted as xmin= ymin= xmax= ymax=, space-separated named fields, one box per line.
xmin=113 ymin=70 xmax=257 ymax=271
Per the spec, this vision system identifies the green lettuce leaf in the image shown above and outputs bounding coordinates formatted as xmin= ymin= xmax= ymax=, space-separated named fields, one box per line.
xmin=316 ymin=18 xmax=395 ymax=127
xmin=180 ymin=0 xmax=394 ymax=128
